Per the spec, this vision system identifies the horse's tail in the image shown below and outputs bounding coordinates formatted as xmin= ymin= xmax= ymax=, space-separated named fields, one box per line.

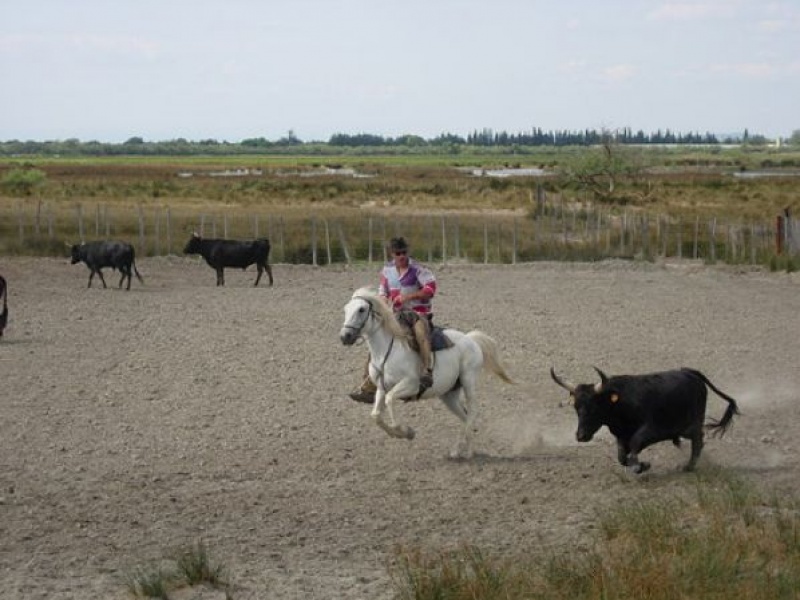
xmin=466 ymin=330 xmax=513 ymax=384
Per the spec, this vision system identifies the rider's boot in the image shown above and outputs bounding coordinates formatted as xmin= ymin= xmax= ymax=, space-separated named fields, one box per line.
xmin=414 ymin=319 xmax=434 ymax=395
xmin=348 ymin=356 xmax=377 ymax=404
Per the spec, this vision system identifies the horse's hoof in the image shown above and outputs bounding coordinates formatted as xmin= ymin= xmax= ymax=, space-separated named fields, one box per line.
xmin=405 ymin=427 xmax=416 ymax=440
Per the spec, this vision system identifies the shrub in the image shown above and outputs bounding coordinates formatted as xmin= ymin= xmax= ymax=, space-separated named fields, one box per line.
xmin=1 ymin=167 xmax=46 ymax=196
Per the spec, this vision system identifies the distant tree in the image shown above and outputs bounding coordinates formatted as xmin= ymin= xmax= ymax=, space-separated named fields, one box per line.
xmin=278 ymin=130 xmax=302 ymax=145
xmin=123 ymin=136 xmax=145 ymax=145
xmin=562 ymin=132 xmax=656 ymax=203
xmin=397 ymin=134 xmax=426 ymax=147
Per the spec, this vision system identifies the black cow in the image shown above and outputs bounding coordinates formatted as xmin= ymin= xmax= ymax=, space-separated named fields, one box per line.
xmin=183 ymin=233 xmax=273 ymax=287
xmin=550 ymin=366 xmax=740 ymax=474
xmin=70 ymin=241 xmax=144 ymax=290
xmin=0 ymin=275 xmax=8 ymax=337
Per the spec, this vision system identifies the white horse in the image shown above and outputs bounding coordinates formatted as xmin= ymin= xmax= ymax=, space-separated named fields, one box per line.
xmin=339 ymin=287 xmax=513 ymax=458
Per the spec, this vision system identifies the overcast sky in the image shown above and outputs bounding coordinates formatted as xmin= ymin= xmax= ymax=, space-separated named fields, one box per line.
xmin=1 ymin=1 xmax=798 ymax=143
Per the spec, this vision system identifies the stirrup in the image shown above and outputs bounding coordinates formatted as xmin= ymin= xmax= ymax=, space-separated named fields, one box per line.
xmin=348 ymin=389 xmax=376 ymax=404
xmin=417 ymin=370 xmax=433 ymax=398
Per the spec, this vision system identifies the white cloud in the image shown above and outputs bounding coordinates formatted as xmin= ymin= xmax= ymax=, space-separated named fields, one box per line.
xmin=601 ymin=64 xmax=637 ymax=83
xmin=708 ymin=60 xmax=800 ymax=78
xmin=0 ymin=33 xmax=160 ymax=61
xmin=648 ymin=1 xmax=740 ymax=21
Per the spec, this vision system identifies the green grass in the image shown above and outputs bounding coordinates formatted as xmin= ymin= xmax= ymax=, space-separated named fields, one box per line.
xmin=389 ymin=471 xmax=800 ymax=600
xmin=124 ymin=542 xmax=229 ymax=598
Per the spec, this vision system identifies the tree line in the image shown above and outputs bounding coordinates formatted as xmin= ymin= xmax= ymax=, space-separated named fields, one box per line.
xmin=0 ymin=127 xmax=777 ymax=157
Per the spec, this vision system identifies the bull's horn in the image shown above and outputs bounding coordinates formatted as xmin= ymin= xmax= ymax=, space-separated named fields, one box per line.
xmin=593 ymin=366 xmax=609 ymax=391
xmin=550 ymin=367 xmax=576 ymax=393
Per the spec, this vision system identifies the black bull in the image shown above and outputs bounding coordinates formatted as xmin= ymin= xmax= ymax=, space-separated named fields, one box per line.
xmin=70 ymin=241 xmax=144 ymax=290
xmin=183 ymin=234 xmax=274 ymax=287
xmin=550 ymin=366 xmax=740 ymax=473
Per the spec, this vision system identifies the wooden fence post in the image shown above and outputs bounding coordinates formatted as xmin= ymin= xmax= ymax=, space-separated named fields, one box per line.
xmin=337 ymin=222 xmax=351 ymax=265
xmin=279 ymin=216 xmax=285 ymax=263
xmin=47 ymin=203 xmax=54 ymax=239
xmin=709 ymin=218 xmax=717 ymax=263
xmin=16 ymin=202 xmax=24 ymax=245
xmin=165 ymin=206 xmax=172 ymax=254
xmin=368 ymin=216 xmax=374 ymax=264
xmin=483 ymin=222 xmax=489 ymax=264
xmin=35 ymin=199 xmax=42 ymax=236
xmin=454 ymin=217 xmax=461 ymax=259
xmin=311 ymin=217 xmax=318 ymax=266
xmin=440 ymin=216 xmax=447 ymax=264
xmin=324 ymin=219 xmax=332 ymax=265
xmin=137 ymin=205 xmax=145 ymax=256
xmin=512 ymin=218 xmax=518 ymax=264
xmin=154 ymin=208 xmax=161 ymax=256
xmin=76 ymin=204 xmax=85 ymax=241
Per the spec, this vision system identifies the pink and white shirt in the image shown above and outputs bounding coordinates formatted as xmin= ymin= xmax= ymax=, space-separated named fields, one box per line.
xmin=378 ymin=259 xmax=437 ymax=316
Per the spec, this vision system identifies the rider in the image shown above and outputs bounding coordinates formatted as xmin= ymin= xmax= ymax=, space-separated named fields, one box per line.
xmin=348 ymin=236 xmax=437 ymax=403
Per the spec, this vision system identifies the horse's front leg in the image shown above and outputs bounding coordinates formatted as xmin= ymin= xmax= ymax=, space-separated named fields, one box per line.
xmin=370 ymin=388 xmax=402 ymax=439
xmin=372 ymin=380 xmax=417 ymax=440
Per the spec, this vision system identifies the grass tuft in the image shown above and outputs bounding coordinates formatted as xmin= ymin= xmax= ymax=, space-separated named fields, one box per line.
xmin=124 ymin=542 xmax=229 ymax=598
xmin=174 ymin=542 xmax=228 ymax=587
xmin=124 ymin=566 xmax=174 ymax=599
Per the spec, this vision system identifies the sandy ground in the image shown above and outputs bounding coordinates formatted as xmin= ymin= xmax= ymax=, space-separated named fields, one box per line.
xmin=1 ymin=256 xmax=799 ymax=599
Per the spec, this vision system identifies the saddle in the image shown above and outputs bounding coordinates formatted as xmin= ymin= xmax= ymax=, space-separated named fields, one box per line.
xmin=430 ymin=327 xmax=454 ymax=352
xmin=396 ymin=310 xmax=454 ymax=352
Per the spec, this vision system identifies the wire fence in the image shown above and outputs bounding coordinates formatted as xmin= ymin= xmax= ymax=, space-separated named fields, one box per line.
xmin=1 ymin=197 xmax=796 ymax=266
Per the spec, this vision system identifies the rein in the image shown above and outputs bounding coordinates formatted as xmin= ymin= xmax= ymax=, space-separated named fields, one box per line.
xmin=347 ymin=295 xmax=394 ymax=390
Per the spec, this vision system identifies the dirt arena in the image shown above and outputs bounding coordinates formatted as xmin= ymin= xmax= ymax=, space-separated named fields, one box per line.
xmin=1 ymin=256 xmax=799 ymax=599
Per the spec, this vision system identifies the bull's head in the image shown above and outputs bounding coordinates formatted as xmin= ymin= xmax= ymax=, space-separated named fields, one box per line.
xmin=183 ymin=232 xmax=202 ymax=254
xmin=550 ymin=366 xmax=618 ymax=442
xmin=69 ymin=243 xmax=83 ymax=264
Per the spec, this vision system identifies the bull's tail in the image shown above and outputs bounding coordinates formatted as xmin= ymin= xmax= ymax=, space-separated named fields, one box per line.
xmin=466 ymin=330 xmax=513 ymax=384
xmin=0 ymin=275 xmax=8 ymax=336
xmin=682 ymin=368 xmax=741 ymax=437
xmin=132 ymin=259 xmax=144 ymax=284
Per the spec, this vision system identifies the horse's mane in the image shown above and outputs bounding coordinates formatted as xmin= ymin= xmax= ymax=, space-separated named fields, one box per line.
xmin=352 ymin=286 xmax=410 ymax=340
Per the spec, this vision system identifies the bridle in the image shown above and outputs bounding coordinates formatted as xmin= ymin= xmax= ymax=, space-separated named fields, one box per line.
xmin=344 ymin=295 xmax=394 ymax=389
xmin=342 ymin=296 xmax=375 ymax=338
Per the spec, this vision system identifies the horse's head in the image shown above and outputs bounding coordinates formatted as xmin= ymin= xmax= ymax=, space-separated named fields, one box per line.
xmin=340 ymin=288 xmax=379 ymax=345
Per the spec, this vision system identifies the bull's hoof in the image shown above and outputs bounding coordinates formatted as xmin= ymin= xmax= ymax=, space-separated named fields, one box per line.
xmin=630 ymin=461 xmax=651 ymax=474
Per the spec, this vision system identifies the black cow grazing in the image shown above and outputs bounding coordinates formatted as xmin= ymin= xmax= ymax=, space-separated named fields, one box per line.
xmin=183 ymin=233 xmax=273 ymax=287
xmin=70 ymin=241 xmax=144 ymax=290
xmin=550 ymin=366 xmax=740 ymax=474
xmin=0 ymin=275 xmax=8 ymax=337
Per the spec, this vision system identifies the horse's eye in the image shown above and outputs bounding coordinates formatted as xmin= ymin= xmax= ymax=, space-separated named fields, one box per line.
xmin=358 ymin=306 xmax=365 ymax=313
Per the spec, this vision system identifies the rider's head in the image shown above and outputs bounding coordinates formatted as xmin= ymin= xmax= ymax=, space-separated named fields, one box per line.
xmin=390 ymin=237 xmax=409 ymax=253
xmin=389 ymin=237 xmax=410 ymax=264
